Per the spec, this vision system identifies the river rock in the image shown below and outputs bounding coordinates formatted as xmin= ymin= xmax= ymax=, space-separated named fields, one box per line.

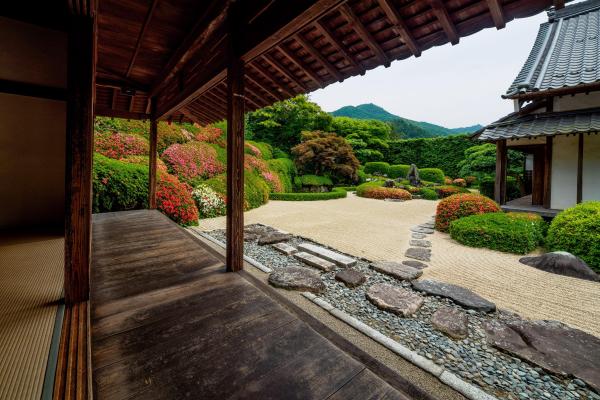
xmin=402 ymin=260 xmax=428 ymax=270
xmin=405 ymin=247 xmax=431 ymax=262
xmin=268 ymin=267 xmax=325 ymax=293
xmin=371 ymin=261 xmax=422 ymax=280
xmin=410 ymin=226 xmax=434 ymax=234
xmin=366 ymin=283 xmax=424 ymax=317
xmin=335 ymin=269 xmax=366 ymax=288
xmin=412 ymin=233 xmax=426 ymax=239
xmin=519 ymin=251 xmax=599 ymax=282
xmin=412 ymin=279 xmax=496 ymax=313
xmin=432 ymin=307 xmax=469 ymax=340
xmin=409 ymin=239 xmax=431 ymax=248
xmin=383 ymin=179 xmax=395 ymax=188
xmin=484 ymin=319 xmax=600 ymax=392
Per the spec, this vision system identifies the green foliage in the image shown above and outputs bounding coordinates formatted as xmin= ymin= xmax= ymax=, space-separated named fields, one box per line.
xmin=546 ymin=201 xmax=600 ymax=271
xmin=357 ymin=168 xmax=367 ymax=183
xmin=295 ymin=174 xmax=333 ymax=187
xmin=419 ymin=168 xmax=445 ymax=184
xmin=450 ymin=212 xmax=546 ymax=254
xmin=336 ymin=186 xmax=357 ymax=191
xmin=203 ymin=172 xmax=270 ymax=211
xmin=245 ymin=140 xmax=273 ymax=160
xmin=271 ymin=147 xmax=289 ymax=159
xmin=94 ymin=117 xmax=148 ymax=136
xmin=458 ymin=143 xmax=525 ymax=182
xmin=355 ymin=180 xmax=383 ymax=196
xmin=270 ymin=187 xmax=347 ymax=201
xmin=330 ymin=116 xmax=391 ymax=162
xmin=267 ymin=158 xmax=296 ymax=193
xmin=331 ymin=103 xmax=400 ymax=122
xmin=364 ymin=162 xmax=390 ymax=176
xmin=356 ymin=181 xmax=412 ymax=200
xmin=479 ymin=176 xmax=521 ymax=201
xmin=92 ymin=153 xmax=148 ymax=212
xmin=418 ymin=188 xmax=438 ymax=200
xmin=388 ymin=164 xmax=410 ymax=179
xmin=247 ymin=95 xmax=332 ymax=151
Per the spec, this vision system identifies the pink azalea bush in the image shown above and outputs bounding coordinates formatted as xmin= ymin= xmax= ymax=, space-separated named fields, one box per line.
xmin=261 ymin=171 xmax=283 ymax=192
xmin=244 ymin=155 xmax=269 ymax=174
xmin=245 ymin=142 xmax=262 ymax=158
xmin=195 ymin=126 xmax=224 ymax=143
xmin=162 ymin=142 xmax=225 ymax=182
xmin=94 ymin=132 xmax=149 ymax=159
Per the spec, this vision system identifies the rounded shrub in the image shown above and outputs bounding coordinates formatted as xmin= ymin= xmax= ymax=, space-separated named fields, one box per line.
xmin=157 ymin=122 xmax=190 ymax=154
xmin=268 ymin=158 xmax=295 ymax=193
xmin=546 ymin=201 xmax=600 ymax=272
xmin=94 ymin=132 xmax=149 ymax=159
xmin=93 ymin=153 xmax=148 ymax=212
xmin=156 ymin=173 xmax=199 ymax=226
xmin=357 ymin=182 xmax=412 ymax=200
xmin=434 ymin=185 xmax=470 ymax=199
xmin=449 ymin=212 xmax=546 ymax=254
xmin=418 ymin=188 xmax=438 ymax=200
xmin=419 ymin=168 xmax=445 ymax=184
xmin=244 ymin=173 xmax=270 ymax=209
xmin=364 ymin=162 xmax=390 ymax=176
xmin=388 ymin=164 xmax=410 ymax=179
xmin=245 ymin=140 xmax=273 ymax=160
xmin=452 ymin=178 xmax=466 ymax=187
xmin=270 ymin=188 xmax=347 ymax=201
xmin=435 ymin=193 xmax=500 ymax=232
xmin=162 ymin=142 xmax=225 ymax=183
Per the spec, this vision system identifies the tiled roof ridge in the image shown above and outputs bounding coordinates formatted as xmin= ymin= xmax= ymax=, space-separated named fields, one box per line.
xmin=551 ymin=0 xmax=600 ymax=21
xmin=487 ymin=106 xmax=600 ymax=129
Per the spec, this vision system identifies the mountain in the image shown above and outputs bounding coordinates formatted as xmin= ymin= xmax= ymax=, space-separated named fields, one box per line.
xmin=330 ymin=103 xmax=482 ymax=138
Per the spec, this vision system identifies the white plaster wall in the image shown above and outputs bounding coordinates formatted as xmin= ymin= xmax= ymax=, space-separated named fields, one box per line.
xmin=554 ymin=92 xmax=600 ymax=112
xmin=551 ymin=135 xmax=578 ymax=209
xmin=583 ymin=134 xmax=600 ymax=202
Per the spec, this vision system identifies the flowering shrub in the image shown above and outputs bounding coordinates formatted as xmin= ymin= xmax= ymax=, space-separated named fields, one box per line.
xmin=434 ymin=185 xmax=470 ymax=199
xmin=357 ymin=183 xmax=412 ymax=200
xmin=444 ymin=176 xmax=453 ymax=185
xmin=120 ymin=155 xmax=169 ymax=174
xmin=244 ymin=155 xmax=269 ymax=174
xmin=94 ymin=132 xmax=149 ymax=159
xmin=191 ymin=184 xmax=226 ymax=218
xmin=245 ymin=142 xmax=262 ymax=158
xmin=435 ymin=193 xmax=500 ymax=232
xmin=162 ymin=142 xmax=225 ymax=183
xmin=156 ymin=173 xmax=198 ymax=226
xmin=195 ymin=126 xmax=224 ymax=143
xmin=262 ymin=171 xmax=283 ymax=192
xmin=452 ymin=178 xmax=467 ymax=187
xmin=158 ymin=123 xmax=190 ymax=153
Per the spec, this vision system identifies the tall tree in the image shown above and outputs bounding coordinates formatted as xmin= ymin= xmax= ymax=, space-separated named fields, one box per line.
xmin=330 ymin=116 xmax=390 ymax=162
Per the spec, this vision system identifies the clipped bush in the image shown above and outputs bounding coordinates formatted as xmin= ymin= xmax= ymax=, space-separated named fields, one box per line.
xmin=191 ymin=184 xmax=226 ymax=218
xmin=444 ymin=177 xmax=453 ymax=185
xmin=244 ymin=154 xmax=270 ymax=174
xmin=245 ymin=140 xmax=273 ymax=160
xmin=261 ymin=171 xmax=284 ymax=192
xmin=244 ymin=173 xmax=270 ymax=210
xmin=268 ymin=158 xmax=295 ymax=193
xmin=364 ymin=161 xmax=390 ymax=176
xmin=195 ymin=126 xmax=224 ymax=143
xmin=295 ymin=174 xmax=333 ymax=187
xmin=357 ymin=168 xmax=367 ymax=183
xmin=357 ymin=182 xmax=412 ymax=201
xmin=546 ymin=201 xmax=600 ymax=272
xmin=94 ymin=132 xmax=149 ymax=159
xmin=157 ymin=122 xmax=190 ymax=154
xmin=388 ymin=164 xmax=410 ymax=179
xmin=120 ymin=155 xmax=168 ymax=174
xmin=450 ymin=212 xmax=546 ymax=254
xmin=419 ymin=168 xmax=445 ymax=184
xmin=162 ymin=142 xmax=225 ymax=183
xmin=418 ymin=188 xmax=438 ymax=200
xmin=453 ymin=178 xmax=467 ymax=187
xmin=156 ymin=173 xmax=199 ymax=226
xmin=435 ymin=193 xmax=500 ymax=232
xmin=434 ymin=185 xmax=470 ymax=199
xmin=270 ymin=188 xmax=347 ymax=201
xmin=93 ymin=153 xmax=148 ymax=212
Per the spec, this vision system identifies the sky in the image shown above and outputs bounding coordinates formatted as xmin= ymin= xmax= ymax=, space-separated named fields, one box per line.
xmin=309 ymin=11 xmax=549 ymax=128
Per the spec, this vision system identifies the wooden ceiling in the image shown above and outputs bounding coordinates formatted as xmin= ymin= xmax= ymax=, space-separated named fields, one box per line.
xmin=95 ymin=0 xmax=559 ymax=124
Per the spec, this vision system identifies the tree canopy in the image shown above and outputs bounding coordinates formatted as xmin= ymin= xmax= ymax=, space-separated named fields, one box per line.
xmin=458 ymin=143 xmax=524 ymax=180
xmin=330 ymin=116 xmax=390 ymax=163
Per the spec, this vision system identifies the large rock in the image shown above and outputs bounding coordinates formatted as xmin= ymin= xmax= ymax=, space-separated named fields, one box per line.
xmin=405 ymin=247 xmax=431 ymax=262
xmin=519 ymin=251 xmax=599 ymax=282
xmin=412 ymin=280 xmax=496 ymax=313
xmin=258 ymin=231 xmax=292 ymax=245
xmin=335 ymin=269 xmax=366 ymax=288
xmin=268 ymin=267 xmax=325 ymax=293
xmin=294 ymin=252 xmax=335 ymax=272
xmin=409 ymin=239 xmax=431 ymax=248
xmin=298 ymin=243 xmax=356 ymax=267
xmin=371 ymin=261 xmax=422 ymax=280
xmin=411 ymin=233 xmax=426 ymax=239
xmin=484 ymin=320 xmax=600 ymax=392
xmin=244 ymin=224 xmax=291 ymax=244
xmin=402 ymin=260 xmax=428 ymax=270
xmin=432 ymin=307 xmax=468 ymax=340
xmin=366 ymin=284 xmax=424 ymax=317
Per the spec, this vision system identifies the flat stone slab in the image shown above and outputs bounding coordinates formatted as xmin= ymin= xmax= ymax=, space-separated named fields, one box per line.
xmin=402 ymin=260 xmax=428 ymax=270
xmin=432 ymin=307 xmax=469 ymax=340
xmin=366 ymin=283 xmax=424 ymax=317
xmin=405 ymin=247 xmax=431 ymax=262
xmin=335 ymin=269 xmax=366 ymax=287
xmin=294 ymin=251 xmax=335 ymax=272
xmin=371 ymin=261 xmax=422 ymax=281
xmin=297 ymin=243 xmax=356 ymax=267
xmin=484 ymin=319 xmax=600 ymax=392
xmin=520 ymin=251 xmax=599 ymax=282
xmin=258 ymin=232 xmax=292 ymax=245
xmin=410 ymin=226 xmax=434 ymax=234
xmin=412 ymin=279 xmax=496 ymax=313
xmin=411 ymin=233 xmax=426 ymax=239
xmin=268 ymin=267 xmax=325 ymax=293
xmin=419 ymin=222 xmax=435 ymax=229
xmin=409 ymin=239 xmax=431 ymax=248
xmin=271 ymin=242 xmax=297 ymax=256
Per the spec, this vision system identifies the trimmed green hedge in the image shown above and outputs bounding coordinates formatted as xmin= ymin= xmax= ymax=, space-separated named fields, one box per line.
xmin=270 ymin=187 xmax=347 ymax=201
xmin=546 ymin=201 xmax=600 ymax=272
xmin=364 ymin=162 xmax=390 ymax=175
xmin=93 ymin=153 xmax=148 ymax=212
xmin=449 ymin=212 xmax=546 ymax=254
xmin=419 ymin=168 xmax=445 ymax=184
xmin=294 ymin=174 xmax=333 ymax=187
xmin=417 ymin=188 xmax=438 ymax=200
xmin=388 ymin=164 xmax=410 ymax=179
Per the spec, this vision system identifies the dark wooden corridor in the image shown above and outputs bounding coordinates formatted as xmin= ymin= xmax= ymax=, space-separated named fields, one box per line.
xmin=90 ymin=210 xmax=414 ymax=399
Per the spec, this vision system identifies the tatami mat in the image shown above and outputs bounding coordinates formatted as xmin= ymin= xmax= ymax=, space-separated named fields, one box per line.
xmin=0 ymin=235 xmax=64 ymax=400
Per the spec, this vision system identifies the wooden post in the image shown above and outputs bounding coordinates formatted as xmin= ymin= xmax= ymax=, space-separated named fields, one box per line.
xmin=64 ymin=11 xmax=96 ymax=304
xmin=577 ymin=133 xmax=583 ymax=203
xmin=149 ymin=110 xmax=158 ymax=209
xmin=226 ymin=1 xmax=245 ymax=272
xmin=543 ymin=136 xmax=553 ymax=209
xmin=532 ymin=147 xmax=545 ymax=205
xmin=494 ymin=140 xmax=507 ymax=205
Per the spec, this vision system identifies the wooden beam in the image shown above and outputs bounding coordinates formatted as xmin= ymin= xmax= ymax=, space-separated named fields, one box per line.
xmin=226 ymin=1 xmax=245 ymax=273
xmin=377 ymin=0 xmax=421 ymax=57
xmin=277 ymin=45 xmax=323 ymax=88
xmin=294 ymin=34 xmax=343 ymax=81
xmin=94 ymin=107 xmax=149 ymax=120
xmin=486 ymin=0 xmax=505 ymax=29
xmin=263 ymin=53 xmax=308 ymax=91
xmin=543 ymin=136 xmax=553 ymax=209
xmin=180 ymin=106 xmax=206 ymax=125
xmin=495 ymin=140 xmax=507 ymax=205
xmin=429 ymin=0 xmax=459 ymax=45
xmin=577 ymin=133 xmax=583 ymax=203
xmin=190 ymin=96 xmax=225 ymax=122
xmin=246 ymin=73 xmax=284 ymax=102
xmin=339 ymin=4 xmax=390 ymax=67
xmin=185 ymin=102 xmax=215 ymax=123
xmin=65 ymin=13 xmax=95 ymax=305
xmin=554 ymin=0 xmax=565 ymax=10
xmin=0 ymin=78 xmax=67 ymax=101
xmin=315 ymin=20 xmax=361 ymax=71
xmin=149 ymin=116 xmax=158 ymax=209
xmin=126 ymin=0 xmax=159 ymax=77
xmin=250 ymin=63 xmax=294 ymax=97
xmin=111 ymin=88 xmax=117 ymax=110
xmin=128 ymin=95 xmax=135 ymax=112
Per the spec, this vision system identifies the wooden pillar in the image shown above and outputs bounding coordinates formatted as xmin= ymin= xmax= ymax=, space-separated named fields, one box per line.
xmin=494 ymin=140 xmax=507 ymax=205
xmin=226 ymin=1 xmax=245 ymax=272
xmin=532 ymin=147 xmax=545 ymax=205
xmin=64 ymin=10 xmax=96 ymax=304
xmin=543 ymin=136 xmax=553 ymax=209
xmin=149 ymin=113 xmax=158 ymax=209
xmin=577 ymin=133 xmax=583 ymax=203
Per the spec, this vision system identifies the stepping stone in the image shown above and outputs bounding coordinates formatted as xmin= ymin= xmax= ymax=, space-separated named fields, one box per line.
xmin=432 ymin=307 xmax=468 ymax=340
xmin=410 ymin=226 xmax=434 ymax=234
xmin=409 ymin=239 xmax=431 ymax=248
xmin=411 ymin=233 xmax=426 ymax=239
xmin=272 ymin=242 xmax=297 ymax=256
xmin=402 ymin=260 xmax=428 ymax=270
xmin=520 ymin=251 xmax=599 ymax=282
xmin=258 ymin=231 xmax=292 ymax=245
xmin=484 ymin=319 xmax=600 ymax=392
xmin=371 ymin=261 xmax=422 ymax=281
xmin=412 ymin=279 xmax=496 ymax=313
xmin=405 ymin=247 xmax=431 ymax=262
xmin=335 ymin=269 xmax=366 ymax=288
xmin=297 ymin=243 xmax=356 ymax=267
xmin=366 ymin=283 xmax=424 ymax=317
xmin=419 ymin=222 xmax=435 ymax=229
xmin=294 ymin=252 xmax=335 ymax=272
xmin=268 ymin=267 xmax=325 ymax=293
